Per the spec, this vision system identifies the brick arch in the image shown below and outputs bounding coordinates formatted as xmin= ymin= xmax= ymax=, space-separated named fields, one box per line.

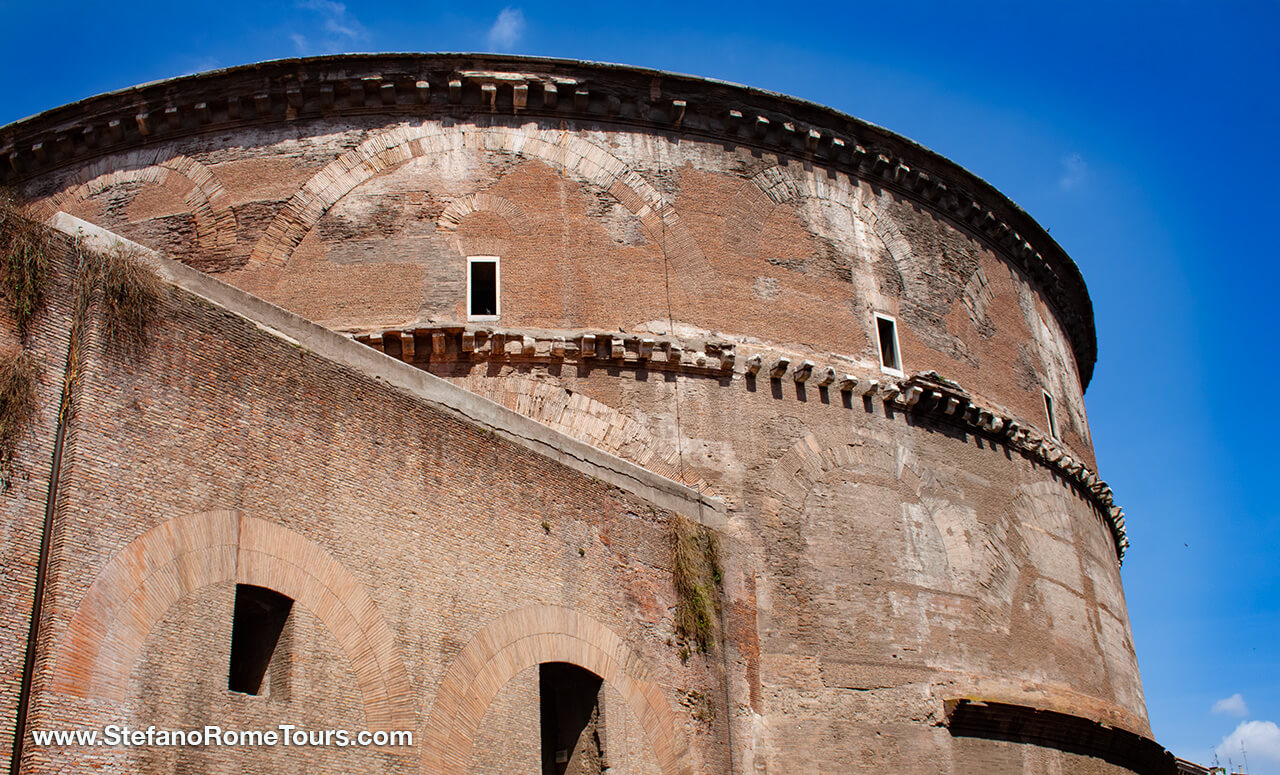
xmin=421 ymin=605 xmax=690 ymax=775
xmin=725 ymin=163 xmax=914 ymax=268
xmin=50 ymin=510 xmax=415 ymax=730
xmin=35 ymin=150 xmax=237 ymax=256
xmin=457 ymin=373 xmax=714 ymax=495
xmin=729 ymin=164 xmax=991 ymax=364
xmin=246 ymin=123 xmax=711 ymax=286
xmin=437 ymin=191 xmax=532 ymax=234
xmin=761 ymin=431 xmax=995 ymax=596
xmin=761 ymin=430 xmax=932 ymax=508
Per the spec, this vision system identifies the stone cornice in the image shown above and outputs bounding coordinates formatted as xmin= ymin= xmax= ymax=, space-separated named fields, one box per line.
xmin=1 ymin=53 xmax=1096 ymax=389
xmin=358 ymin=322 xmax=1126 ymax=563
xmin=945 ymin=699 xmax=1173 ymax=774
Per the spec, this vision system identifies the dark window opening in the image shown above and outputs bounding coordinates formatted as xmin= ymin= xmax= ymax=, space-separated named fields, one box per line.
xmin=1044 ymin=391 xmax=1059 ymax=440
xmin=229 ymin=584 xmax=293 ymax=695
xmin=876 ymin=315 xmax=901 ymax=371
xmin=540 ymin=662 xmax=605 ymax=775
xmin=469 ymin=259 xmax=498 ymax=318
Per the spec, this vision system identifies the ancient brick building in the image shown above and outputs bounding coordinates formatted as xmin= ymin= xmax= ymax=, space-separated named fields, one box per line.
xmin=0 ymin=54 xmax=1172 ymax=773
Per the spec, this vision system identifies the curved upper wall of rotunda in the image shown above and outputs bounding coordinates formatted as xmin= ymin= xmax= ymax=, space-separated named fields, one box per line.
xmin=2 ymin=54 xmax=1098 ymax=463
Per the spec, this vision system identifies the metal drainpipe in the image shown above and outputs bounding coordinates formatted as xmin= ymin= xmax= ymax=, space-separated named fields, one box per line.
xmin=9 ymin=393 xmax=71 ymax=775
xmin=10 ymin=246 xmax=87 ymax=775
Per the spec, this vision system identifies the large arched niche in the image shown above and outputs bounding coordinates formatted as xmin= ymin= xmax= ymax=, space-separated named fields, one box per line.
xmin=753 ymin=431 xmax=1025 ymax=662
xmin=49 ymin=510 xmax=416 ymax=731
xmin=726 ymin=163 xmax=999 ymax=365
xmin=113 ymin=581 xmax=386 ymax=775
xmin=31 ymin=150 xmax=238 ymax=266
xmin=421 ymin=605 xmax=690 ymax=775
xmin=245 ymin=122 xmax=711 ymax=287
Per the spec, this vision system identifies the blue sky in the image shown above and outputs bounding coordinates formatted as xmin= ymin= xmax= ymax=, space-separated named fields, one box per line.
xmin=2 ymin=0 xmax=1276 ymax=770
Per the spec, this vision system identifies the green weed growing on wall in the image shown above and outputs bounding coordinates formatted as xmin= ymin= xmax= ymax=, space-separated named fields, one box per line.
xmin=0 ymin=350 xmax=41 ymax=482
xmin=672 ymin=514 xmax=722 ymax=654
xmin=0 ymin=190 xmax=51 ymax=336
xmin=94 ymin=242 xmax=162 ymax=357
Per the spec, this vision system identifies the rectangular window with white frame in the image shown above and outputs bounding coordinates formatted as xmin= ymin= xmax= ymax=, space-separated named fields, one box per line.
xmin=1043 ymin=390 xmax=1059 ymax=439
xmin=468 ymin=256 xmax=500 ymax=320
xmin=875 ymin=313 xmax=904 ymax=376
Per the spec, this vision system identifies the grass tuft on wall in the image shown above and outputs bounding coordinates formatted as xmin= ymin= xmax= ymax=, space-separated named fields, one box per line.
xmin=94 ymin=242 xmax=162 ymax=357
xmin=0 ymin=191 xmax=52 ymax=336
xmin=0 ymin=350 xmax=41 ymax=464
xmin=672 ymin=515 xmax=722 ymax=654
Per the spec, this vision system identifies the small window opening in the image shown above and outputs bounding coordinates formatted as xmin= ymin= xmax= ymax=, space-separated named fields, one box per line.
xmin=876 ymin=314 xmax=902 ymax=374
xmin=540 ymin=662 xmax=605 ymax=775
xmin=229 ymin=584 xmax=293 ymax=695
xmin=468 ymin=257 xmax=500 ymax=319
xmin=1043 ymin=391 xmax=1059 ymax=440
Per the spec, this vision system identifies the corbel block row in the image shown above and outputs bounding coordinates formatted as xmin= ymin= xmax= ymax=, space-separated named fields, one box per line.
xmin=448 ymin=71 xmax=692 ymax=124
xmin=743 ymin=350 xmax=878 ymax=397
xmin=725 ymin=109 xmax=867 ymax=163
xmin=351 ymin=324 xmax=1124 ymax=561
xmin=898 ymin=372 xmax=1127 ymax=562
xmin=355 ymin=326 xmax=739 ymax=373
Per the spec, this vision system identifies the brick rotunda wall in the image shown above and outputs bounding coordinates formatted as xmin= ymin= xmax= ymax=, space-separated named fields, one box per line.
xmin=0 ymin=54 xmax=1159 ymax=774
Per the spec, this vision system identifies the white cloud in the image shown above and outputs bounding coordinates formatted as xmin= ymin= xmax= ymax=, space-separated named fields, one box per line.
xmin=487 ymin=7 xmax=525 ymax=51
xmin=294 ymin=0 xmax=368 ymax=53
xmin=1213 ymin=693 xmax=1250 ymax=718
xmin=1217 ymin=720 xmax=1280 ymax=771
xmin=1058 ymin=152 xmax=1088 ymax=191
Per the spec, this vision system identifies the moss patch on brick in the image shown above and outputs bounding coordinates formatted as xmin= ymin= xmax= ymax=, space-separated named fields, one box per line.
xmin=672 ymin=515 xmax=721 ymax=654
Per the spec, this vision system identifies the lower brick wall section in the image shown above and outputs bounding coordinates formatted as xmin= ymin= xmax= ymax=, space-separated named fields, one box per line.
xmin=601 ymin=683 xmax=664 ymax=775
xmin=13 ymin=237 xmax=722 ymax=774
xmin=48 ymin=512 xmax=415 ymax=730
xmin=125 ymin=582 xmax=385 ymax=774
xmin=420 ymin=605 xmax=689 ymax=775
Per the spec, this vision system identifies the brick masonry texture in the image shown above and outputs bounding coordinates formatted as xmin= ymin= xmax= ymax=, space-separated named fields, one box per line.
xmin=13 ymin=231 xmax=713 ymax=775
xmin=0 ymin=54 xmax=1162 ymax=774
